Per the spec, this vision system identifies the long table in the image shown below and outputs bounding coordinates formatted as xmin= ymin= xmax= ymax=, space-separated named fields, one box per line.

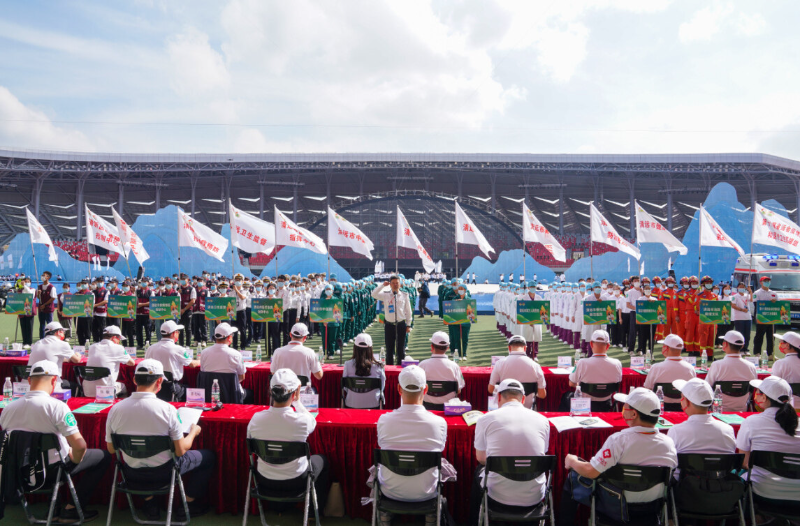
xmin=0 ymin=397 xmax=753 ymax=524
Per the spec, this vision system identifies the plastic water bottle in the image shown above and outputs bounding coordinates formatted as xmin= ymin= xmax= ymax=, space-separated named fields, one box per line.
xmin=760 ymin=350 xmax=768 ymax=370
xmin=570 ymin=386 xmax=583 ymax=417
xmin=211 ymin=379 xmax=221 ymax=404
xmin=3 ymin=337 xmax=8 ymax=350
xmin=656 ymin=386 xmax=664 ymax=414
xmin=574 ymin=348 xmax=581 ymax=364
xmin=380 ymin=346 xmax=385 ymax=363
xmin=319 ymin=346 xmax=325 ymax=363
xmin=2 ymin=378 xmax=11 ymax=401
xmin=644 ymin=349 xmax=652 ymax=371
xmin=700 ymin=350 xmax=707 ymax=369
xmin=255 ymin=345 xmax=262 ymax=363
xmin=713 ymin=385 xmax=723 ymax=414
xmin=196 ymin=343 xmax=202 ymax=358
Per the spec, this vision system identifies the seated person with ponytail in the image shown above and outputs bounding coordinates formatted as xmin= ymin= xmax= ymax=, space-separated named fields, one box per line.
xmin=342 ymin=333 xmax=386 ymax=409
xmin=736 ymin=375 xmax=800 ymax=509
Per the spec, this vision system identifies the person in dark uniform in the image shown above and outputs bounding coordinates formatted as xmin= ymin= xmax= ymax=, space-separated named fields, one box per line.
xmin=91 ymin=277 xmax=109 ymax=343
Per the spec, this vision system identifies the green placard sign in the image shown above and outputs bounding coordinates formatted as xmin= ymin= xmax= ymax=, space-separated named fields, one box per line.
xmin=516 ymin=300 xmax=550 ymax=325
xmin=108 ymin=295 xmax=137 ymax=319
xmin=310 ymin=298 xmax=345 ymax=323
xmin=756 ymin=300 xmax=791 ymax=325
xmin=443 ymin=299 xmax=478 ymax=325
xmin=699 ymin=300 xmax=732 ymax=325
xmin=205 ymin=297 xmax=237 ymax=321
xmin=149 ymin=296 xmax=180 ymax=321
xmin=4 ymin=293 xmax=34 ymax=316
xmin=583 ymin=300 xmax=617 ymax=325
xmin=61 ymin=293 xmax=93 ymax=318
xmin=252 ymin=298 xmax=282 ymax=322
xmin=636 ymin=300 xmax=667 ymax=325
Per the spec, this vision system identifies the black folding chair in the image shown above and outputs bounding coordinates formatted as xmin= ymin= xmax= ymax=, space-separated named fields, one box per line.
xmin=197 ymin=371 xmax=243 ymax=404
xmin=521 ymin=381 xmax=539 ymax=410
xmin=579 ymin=382 xmax=621 ymax=412
xmin=789 ymin=383 xmax=800 ymax=397
xmin=371 ymin=449 xmax=444 ymax=526
xmin=157 ymin=371 xmax=177 ymax=402
xmin=72 ymin=366 xmax=111 ymax=398
xmin=670 ymin=453 xmax=745 ymax=526
xmin=654 ymin=383 xmax=683 ymax=412
xmin=422 ymin=380 xmax=459 ymax=411
xmin=107 ymin=433 xmax=190 ymax=526
xmin=747 ymin=451 xmax=800 ymax=524
xmin=590 ymin=464 xmax=672 ymax=526
xmin=12 ymin=364 xmax=31 ymax=382
xmin=713 ymin=381 xmax=753 ymax=411
xmin=478 ymin=455 xmax=556 ymax=526
xmin=243 ymin=439 xmax=319 ymax=526
xmin=341 ymin=377 xmax=383 ymax=409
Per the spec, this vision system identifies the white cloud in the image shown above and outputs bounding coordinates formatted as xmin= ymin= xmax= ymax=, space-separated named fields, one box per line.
xmin=166 ymin=27 xmax=231 ymax=97
xmin=679 ymin=3 xmax=767 ymax=43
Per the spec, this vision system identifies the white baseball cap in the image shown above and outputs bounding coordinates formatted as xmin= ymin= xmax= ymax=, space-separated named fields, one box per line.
xmin=398 ymin=365 xmax=426 ymax=393
xmin=591 ymin=330 xmax=610 ymax=344
xmin=44 ymin=321 xmax=65 ymax=334
xmin=270 ymin=368 xmax=301 ymax=392
xmin=657 ymin=334 xmax=684 ymax=350
xmin=508 ymin=334 xmax=526 ymax=345
xmin=613 ymin=387 xmax=661 ymax=417
xmin=354 ymin=333 xmax=373 ymax=348
xmin=29 ymin=360 xmax=60 ymax=377
xmin=429 ymin=331 xmax=450 ymax=346
xmin=496 ymin=378 xmax=525 ymax=394
xmin=214 ymin=322 xmax=238 ymax=339
xmin=672 ymin=378 xmax=714 ymax=407
xmin=774 ymin=332 xmax=800 ymax=349
xmin=160 ymin=320 xmax=185 ymax=335
xmin=135 ymin=358 xmax=165 ymax=378
xmin=750 ymin=376 xmax=793 ymax=403
xmin=722 ymin=330 xmax=745 ymax=346
xmin=103 ymin=325 xmax=126 ymax=341
xmin=290 ymin=323 xmax=309 ymax=338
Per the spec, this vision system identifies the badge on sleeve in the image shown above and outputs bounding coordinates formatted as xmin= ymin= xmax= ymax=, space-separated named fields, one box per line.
xmin=64 ymin=413 xmax=77 ymax=427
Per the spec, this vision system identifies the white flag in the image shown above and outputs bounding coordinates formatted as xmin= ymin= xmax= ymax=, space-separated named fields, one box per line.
xmin=752 ymin=203 xmax=800 ymax=256
xmin=455 ymin=202 xmax=495 ymax=259
xmin=177 ymin=208 xmax=228 ymax=261
xmin=627 ymin=258 xmax=631 ymax=272
xmin=522 ymin=203 xmax=566 ymax=262
xmin=25 ymin=208 xmax=59 ymax=266
xmin=668 ymin=257 xmax=672 ymax=270
xmin=327 ymin=207 xmax=374 ymax=260
xmin=699 ymin=206 xmax=744 ymax=255
xmin=634 ymin=202 xmax=687 ymax=255
xmin=590 ymin=204 xmax=641 ymax=260
xmin=111 ymin=208 xmax=150 ymax=265
xmin=640 ymin=260 xmax=645 ymax=276
xmin=397 ymin=207 xmax=435 ymax=273
xmin=230 ymin=203 xmax=276 ymax=256
xmin=85 ymin=205 xmax=125 ymax=256
xmin=274 ymin=207 xmax=326 ymax=255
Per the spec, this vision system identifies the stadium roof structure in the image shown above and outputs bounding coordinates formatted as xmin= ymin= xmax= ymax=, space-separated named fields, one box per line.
xmin=1 ymin=149 xmax=799 ymax=269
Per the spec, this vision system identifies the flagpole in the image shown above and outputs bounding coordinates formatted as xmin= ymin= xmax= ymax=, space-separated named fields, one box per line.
xmin=229 ymin=200 xmax=235 ymax=278
xmin=455 ymin=202 xmax=459 ymax=279
xmin=27 ymin=225 xmax=40 ymax=300
xmin=327 ymin=212 xmax=331 ymax=277
xmin=698 ymin=207 xmax=702 ymax=276
xmin=589 ymin=204 xmax=594 ymax=281
xmin=522 ymin=201 xmax=526 ymax=282
xmin=177 ymin=209 xmax=182 ymax=279
xmin=750 ymin=205 xmax=755 ymax=287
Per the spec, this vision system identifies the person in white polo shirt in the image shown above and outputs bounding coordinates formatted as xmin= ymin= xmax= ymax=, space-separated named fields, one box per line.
xmin=27 ymin=321 xmax=82 ymax=391
xmin=271 ymin=323 xmax=323 ymax=387
xmin=144 ymin=320 xmax=200 ymax=402
xmin=0 ymin=361 xmax=111 ymax=523
xmin=200 ymin=322 xmax=252 ymax=403
xmin=704 ymin=330 xmax=758 ymax=411
xmin=375 ymin=365 xmax=448 ymax=524
xmin=667 ymin=378 xmax=736 ymax=454
xmin=560 ymin=388 xmax=677 ymax=526
xmin=772 ymin=331 xmax=800 ymax=408
xmin=489 ymin=335 xmax=546 ymax=409
xmin=106 ymin=359 xmax=216 ymax=521
xmin=470 ymin=378 xmax=550 ymax=525
xmin=418 ymin=331 xmax=465 ymax=410
xmin=736 ymin=376 xmax=800 ymax=508
xmin=84 ymin=324 xmax=135 ymax=398
xmin=567 ymin=330 xmax=622 ymax=412
xmin=643 ymin=334 xmax=696 ymax=411
xmin=246 ymin=368 xmax=330 ymax=513
xmin=342 ymin=333 xmax=386 ymax=409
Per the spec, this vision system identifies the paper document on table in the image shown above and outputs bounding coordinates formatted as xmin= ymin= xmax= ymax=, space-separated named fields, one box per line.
xmin=177 ymin=407 xmax=202 ymax=434
xmin=549 ymin=367 xmax=574 ymax=375
xmin=712 ymin=413 xmax=745 ymax=425
xmin=462 ymin=410 xmax=484 ymax=426
xmin=244 ymin=362 xmax=263 ymax=368
xmin=549 ymin=416 xmax=613 ymax=433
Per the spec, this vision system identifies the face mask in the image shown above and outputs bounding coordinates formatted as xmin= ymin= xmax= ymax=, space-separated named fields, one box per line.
xmin=90 ymin=284 xmax=97 ymax=290
xmin=122 ymin=286 xmax=130 ymax=292
xmin=325 ymin=290 xmax=332 ymax=297
xmin=458 ymin=289 xmax=465 ymax=295
xmin=219 ymin=288 xmax=227 ymax=294
xmin=41 ymin=275 xmax=47 ymax=281
xmin=579 ymin=286 xmax=586 ymax=291
xmin=704 ymin=283 xmax=713 ymax=290
xmin=691 ymin=284 xmax=699 ymax=289
xmin=109 ymin=284 xmax=116 ymax=290
xmin=644 ymin=290 xmax=651 ymax=296
xmin=278 ymin=282 xmax=285 ymax=289
xmin=255 ymin=286 xmax=262 ymax=291
xmin=667 ymin=283 xmax=674 ymax=288
xmin=268 ymin=288 xmax=275 ymax=294
xmin=632 ymin=282 xmax=640 ymax=289
xmin=601 ymin=284 xmax=607 ymax=289
xmin=682 ymin=284 xmax=689 ymax=289
xmin=614 ymin=290 xmax=621 ymax=296
xmin=300 ymin=286 xmax=305 ymax=291
xmin=738 ymin=287 xmax=745 ymax=294
xmin=211 ymin=286 xmax=217 ymax=291
xmin=762 ymin=281 xmax=771 ymax=287
xmin=723 ymin=289 xmax=731 ymax=295
xmin=166 ymin=285 xmax=173 ymax=290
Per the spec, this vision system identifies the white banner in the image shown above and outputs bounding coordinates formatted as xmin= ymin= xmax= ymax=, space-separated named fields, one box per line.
xmin=177 ymin=208 xmax=228 ymax=261
xmin=111 ymin=208 xmax=150 ymax=265
xmin=699 ymin=206 xmax=744 ymax=255
xmin=328 ymin=207 xmax=374 ymax=260
xmin=523 ymin=203 xmax=566 ymax=262
xmin=455 ymin=202 xmax=495 ymax=259
xmin=85 ymin=205 xmax=125 ymax=256
xmin=590 ymin=203 xmax=641 ymax=260
xmin=25 ymin=208 xmax=59 ymax=265
xmin=274 ymin=207 xmax=326 ymax=255
xmin=752 ymin=203 xmax=800 ymax=255
xmin=634 ymin=202 xmax=687 ymax=255
xmin=397 ymin=207 xmax=435 ymax=273
xmin=230 ymin=203 xmax=275 ymax=256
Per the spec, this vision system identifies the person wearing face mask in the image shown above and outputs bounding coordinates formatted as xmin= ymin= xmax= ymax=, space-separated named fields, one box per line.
xmin=449 ymin=281 xmax=473 ymax=357
xmin=230 ymin=273 xmax=249 ymax=350
xmin=119 ymin=280 xmax=136 ymax=344
xmin=731 ymin=282 xmax=753 ymax=354
xmin=660 ymin=277 xmax=680 ymax=341
xmin=177 ymin=273 xmax=196 ymax=348
xmin=264 ymin=282 xmax=281 ymax=356
xmin=667 ymin=378 xmax=735 ymax=456
xmin=57 ymin=282 xmax=73 ymax=340
xmin=75 ymin=280 xmax=93 ymax=346
xmin=250 ymin=280 xmax=265 ymax=345
xmin=85 ymin=325 xmax=136 ymax=398
xmin=683 ymin=276 xmax=701 ymax=355
xmin=372 ymin=276 xmax=412 ymax=365
xmin=696 ymin=276 xmax=719 ymax=361
xmin=36 ymin=270 xmax=57 ymax=340
xmin=676 ymin=277 xmax=690 ymax=340
xmin=610 ymin=285 xmax=624 ymax=347
xmin=275 ymin=276 xmax=292 ymax=346
xmin=105 ymin=279 xmax=122 ymax=331
xmin=28 ymin=321 xmax=83 ymax=391
xmin=581 ymin=284 xmax=606 ymax=357
xmin=192 ymin=279 xmax=209 ymax=345
xmin=715 ymin=283 xmax=734 ymax=346
xmin=651 ymin=277 xmax=667 ymax=342
xmin=753 ymin=275 xmax=779 ymax=360
xmin=635 ymin=279 xmax=656 ymax=355
xmin=91 ymin=277 xmax=110 ymax=344
xmin=643 ymin=335 xmax=696 ymax=410
xmin=136 ymin=279 xmax=154 ymax=349
xmin=625 ymin=276 xmax=643 ymax=354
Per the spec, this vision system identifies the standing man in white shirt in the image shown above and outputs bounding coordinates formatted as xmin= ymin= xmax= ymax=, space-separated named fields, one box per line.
xmin=731 ymin=282 xmax=753 ymax=354
xmin=667 ymin=378 xmax=736 ymax=454
xmin=489 ymin=335 xmax=546 ymax=409
xmin=271 ymin=323 xmax=323 ymax=386
xmin=200 ymin=322 xmax=252 ymax=403
xmin=145 ymin=320 xmax=200 ymax=401
xmin=418 ymin=331 xmax=465 ymax=410
xmin=625 ymin=276 xmax=643 ymax=354
xmin=84 ymin=325 xmax=135 ymax=397
xmin=231 ymin=273 xmax=249 ymax=350
xmin=704 ymin=330 xmax=758 ymax=411
xmin=371 ymin=276 xmax=413 ymax=365
xmin=772 ymin=331 xmax=800 ymax=408
xmin=752 ymin=276 xmax=778 ymax=358
xmin=567 ymin=330 xmax=622 ymax=411
xmin=28 ymin=321 xmax=82 ymax=391
xmin=643 ymin=334 xmax=696 ymax=411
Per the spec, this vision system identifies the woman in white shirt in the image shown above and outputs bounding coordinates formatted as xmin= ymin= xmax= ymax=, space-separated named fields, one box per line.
xmin=730 ymin=283 xmax=752 ymax=353
xmin=342 ymin=333 xmax=385 ymax=409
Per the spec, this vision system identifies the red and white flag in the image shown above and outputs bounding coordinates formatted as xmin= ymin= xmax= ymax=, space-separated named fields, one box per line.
xmin=274 ymin=207 xmax=326 ymax=255
xmin=397 ymin=207 xmax=435 ymax=273
xmin=111 ymin=208 xmax=149 ymax=265
xmin=178 ymin=208 xmax=228 ymax=261
xmin=230 ymin=203 xmax=275 ymax=255
xmin=634 ymin=202 xmax=687 ymax=255
xmin=590 ymin=203 xmax=641 ymax=260
xmin=85 ymin=205 xmax=125 ymax=255
xmin=699 ymin=206 xmax=744 ymax=255
xmin=455 ymin=201 xmax=495 ymax=259
xmin=328 ymin=207 xmax=374 ymax=260
xmin=752 ymin=203 xmax=800 ymax=255
xmin=25 ymin=208 xmax=58 ymax=265
xmin=523 ymin=202 xmax=566 ymax=262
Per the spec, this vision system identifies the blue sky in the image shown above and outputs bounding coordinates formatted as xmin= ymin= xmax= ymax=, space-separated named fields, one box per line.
xmin=1 ymin=0 xmax=799 ymax=156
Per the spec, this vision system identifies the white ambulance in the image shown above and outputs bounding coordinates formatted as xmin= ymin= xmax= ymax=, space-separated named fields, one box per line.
xmin=733 ymin=253 xmax=800 ymax=329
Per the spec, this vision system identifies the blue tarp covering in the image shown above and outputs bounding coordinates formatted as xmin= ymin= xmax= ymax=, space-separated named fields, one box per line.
xmin=461 ymin=249 xmax=557 ymax=283
xmin=258 ymin=247 xmax=352 ymax=281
